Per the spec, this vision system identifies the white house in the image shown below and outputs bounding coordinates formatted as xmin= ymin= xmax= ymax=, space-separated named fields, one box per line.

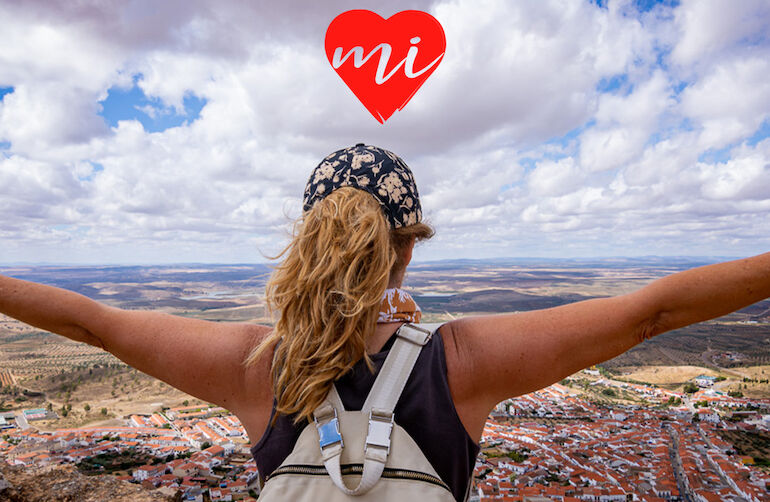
xmin=695 ymin=375 xmax=716 ymax=387
xmin=696 ymin=408 xmax=720 ymax=424
xmin=133 ymin=464 xmax=166 ymax=481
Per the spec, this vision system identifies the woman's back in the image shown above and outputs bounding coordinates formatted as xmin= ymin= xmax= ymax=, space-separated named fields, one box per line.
xmin=251 ymin=324 xmax=479 ymax=501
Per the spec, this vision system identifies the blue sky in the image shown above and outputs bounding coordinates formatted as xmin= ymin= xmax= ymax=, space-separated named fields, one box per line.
xmin=99 ymin=76 xmax=207 ymax=132
xmin=0 ymin=0 xmax=769 ymax=264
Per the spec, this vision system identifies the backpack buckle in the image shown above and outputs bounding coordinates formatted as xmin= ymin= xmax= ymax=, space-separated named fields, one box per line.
xmin=365 ymin=409 xmax=394 ymax=454
xmin=315 ymin=407 xmax=343 ymax=450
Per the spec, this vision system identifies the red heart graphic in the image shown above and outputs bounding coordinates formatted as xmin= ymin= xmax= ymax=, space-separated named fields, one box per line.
xmin=325 ymin=10 xmax=446 ymax=124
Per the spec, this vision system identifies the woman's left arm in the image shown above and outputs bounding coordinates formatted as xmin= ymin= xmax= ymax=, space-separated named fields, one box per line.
xmin=444 ymin=251 xmax=770 ymax=429
xmin=631 ymin=251 xmax=770 ymax=335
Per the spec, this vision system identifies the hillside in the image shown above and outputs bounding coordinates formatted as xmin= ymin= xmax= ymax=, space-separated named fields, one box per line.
xmin=0 ymin=462 xmax=175 ymax=501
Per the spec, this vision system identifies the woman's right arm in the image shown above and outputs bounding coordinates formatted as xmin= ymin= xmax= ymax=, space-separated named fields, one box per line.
xmin=443 ymin=251 xmax=770 ymax=441
xmin=0 ymin=274 xmax=274 ymax=414
xmin=0 ymin=275 xmax=108 ymax=348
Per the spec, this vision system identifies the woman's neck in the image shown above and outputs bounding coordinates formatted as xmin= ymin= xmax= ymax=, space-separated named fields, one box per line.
xmin=367 ymin=322 xmax=404 ymax=354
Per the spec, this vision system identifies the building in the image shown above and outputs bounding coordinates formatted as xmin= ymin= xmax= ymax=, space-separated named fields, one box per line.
xmin=133 ymin=464 xmax=166 ymax=481
xmin=694 ymin=375 xmax=716 ymax=388
xmin=22 ymin=408 xmax=52 ymax=421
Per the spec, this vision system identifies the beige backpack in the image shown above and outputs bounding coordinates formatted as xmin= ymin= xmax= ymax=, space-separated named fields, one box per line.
xmin=257 ymin=323 xmax=467 ymax=501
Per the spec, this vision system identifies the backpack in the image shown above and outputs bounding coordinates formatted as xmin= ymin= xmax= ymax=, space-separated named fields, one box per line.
xmin=257 ymin=323 xmax=469 ymax=501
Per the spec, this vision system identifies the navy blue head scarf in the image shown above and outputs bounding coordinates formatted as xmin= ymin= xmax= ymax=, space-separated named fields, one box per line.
xmin=302 ymin=144 xmax=423 ymax=228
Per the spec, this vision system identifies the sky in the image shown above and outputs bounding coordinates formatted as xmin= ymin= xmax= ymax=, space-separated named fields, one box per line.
xmin=1 ymin=0 xmax=769 ymax=264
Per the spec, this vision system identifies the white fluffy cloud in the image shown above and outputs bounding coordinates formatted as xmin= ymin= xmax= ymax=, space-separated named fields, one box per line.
xmin=671 ymin=0 xmax=770 ymax=69
xmin=0 ymin=0 xmax=769 ymax=263
xmin=580 ymin=71 xmax=673 ymax=172
xmin=680 ymin=56 xmax=770 ymax=150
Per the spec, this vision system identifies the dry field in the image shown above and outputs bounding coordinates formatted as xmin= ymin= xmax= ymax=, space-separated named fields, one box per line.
xmin=615 ymin=364 xmax=770 ymax=398
xmin=0 ymin=329 xmax=118 ymax=378
xmin=178 ymin=303 xmax=268 ymax=324
xmin=407 ymin=260 xmax=689 ymax=299
xmin=616 ymin=365 xmax=722 ymax=385
xmin=26 ymin=366 xmax=204 ymax=431
xmin=0 ymin=369 xmax=16 ymax=386
xmin=740 ymin=365 xmax=770 ymax=379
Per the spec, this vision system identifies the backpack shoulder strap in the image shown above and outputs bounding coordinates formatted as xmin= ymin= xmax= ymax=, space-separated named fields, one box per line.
xmin=312 ymin=322 xmax=434 ymax=496
xmin=361 ymin=322 xmax=434 ymax=412
xmin=413 ymin=322 xmax=446 ymax=334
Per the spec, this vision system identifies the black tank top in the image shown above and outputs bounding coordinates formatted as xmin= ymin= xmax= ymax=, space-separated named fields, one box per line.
xmin=250 ymin=326 xmax=480 ymax=502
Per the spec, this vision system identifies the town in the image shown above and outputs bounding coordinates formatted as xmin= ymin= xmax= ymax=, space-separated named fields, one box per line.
xmin=2 ymin=368 xmax=769 ymax=502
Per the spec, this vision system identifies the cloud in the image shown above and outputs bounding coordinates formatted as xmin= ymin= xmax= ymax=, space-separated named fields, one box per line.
xmin=0 ymin=0 xmax=769 ymax=263
xmin=527 ymin=157 xmax=585 ymax=198
xmin=580 ymin=71 xmax=674 ymax=172
xmin=699 ymin=139 xmax=770 ymax=201
xmin=671 ymin=0 xmax=770 ymax=69
xmin=680 ymin=56 xmax=770 ymax=150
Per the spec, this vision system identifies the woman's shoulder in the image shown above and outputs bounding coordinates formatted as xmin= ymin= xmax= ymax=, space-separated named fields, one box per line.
xmin=238 ymin=325 xmax=277 ymax=442
xmin=436 ymin=320 xmax=488 ymax=444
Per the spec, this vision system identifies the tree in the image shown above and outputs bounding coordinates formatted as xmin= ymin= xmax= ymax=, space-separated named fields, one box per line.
xmin=506 ymin=450 xmax=528 ymax=462
xmin=100 ymin=407 xmax=108 ymax=416
xmin=183 ymin=400 xmax=189 ymax=406
xmin=84 ymin=404 xmax=91 ymax=412
xmin=683 ymin=382 xmax=698 ymax=394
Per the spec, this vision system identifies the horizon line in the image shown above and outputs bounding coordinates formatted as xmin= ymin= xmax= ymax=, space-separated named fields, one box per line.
xmin=0 ymin=254 xmax=744 ymax=267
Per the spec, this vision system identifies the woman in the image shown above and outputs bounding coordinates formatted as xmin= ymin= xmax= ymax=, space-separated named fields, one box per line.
xmin=1 ymin=144 xmax=769 ymax=501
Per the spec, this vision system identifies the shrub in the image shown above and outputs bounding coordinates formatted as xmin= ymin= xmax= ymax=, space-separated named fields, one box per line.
xmin=683 ymin=383 xmax=698 ymax=394
xmin=506 ymin=450 xmax=528 ymax=462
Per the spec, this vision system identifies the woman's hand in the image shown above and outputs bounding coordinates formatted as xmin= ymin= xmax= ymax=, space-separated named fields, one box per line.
xmin=442 ymin=251 xmax=770 ymax=441
xmin=0 ymin=274 xmax=273 ymax=414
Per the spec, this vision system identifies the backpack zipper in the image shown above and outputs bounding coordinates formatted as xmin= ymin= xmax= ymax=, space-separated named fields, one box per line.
xmin=267 ymin=463 xmax=451 ymax=492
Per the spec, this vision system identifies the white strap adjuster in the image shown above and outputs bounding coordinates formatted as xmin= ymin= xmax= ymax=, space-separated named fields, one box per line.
xmin=365 ymin=409 xmax=393 ymax=454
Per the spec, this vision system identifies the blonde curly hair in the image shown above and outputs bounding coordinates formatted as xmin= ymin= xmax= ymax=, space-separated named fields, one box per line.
xmin=243 ymin=187 xmax=433 ymax=425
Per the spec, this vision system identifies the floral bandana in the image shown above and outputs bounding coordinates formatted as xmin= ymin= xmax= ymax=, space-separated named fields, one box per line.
xmin=302 ymin=144 xmax=423 ymax=228
xmin=377 ymin=288 xmax=422 ymax=324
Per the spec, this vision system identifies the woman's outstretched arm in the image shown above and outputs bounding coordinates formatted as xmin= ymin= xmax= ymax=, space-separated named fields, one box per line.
xmin=0 ymin=274 xmax=273 ymax=413
xmin=443 ymin=252 xmax=770 ymax=440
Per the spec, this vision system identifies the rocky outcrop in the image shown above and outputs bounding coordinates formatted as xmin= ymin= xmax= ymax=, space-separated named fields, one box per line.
xmin=0 ymin=462 xmax=176 ymax=502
